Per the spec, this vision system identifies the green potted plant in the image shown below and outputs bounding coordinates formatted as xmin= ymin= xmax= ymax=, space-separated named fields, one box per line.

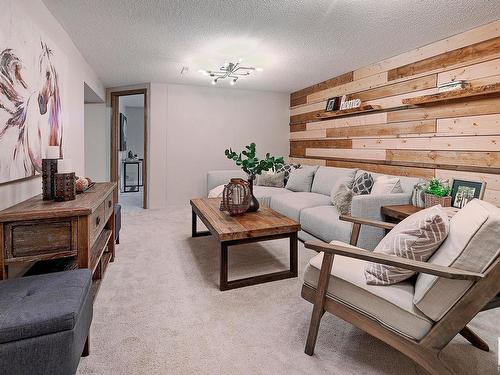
xmin=225 ymin=143 xmax=284 ymax=212
xmin=424 ymin=178 xmax=452 ymax=208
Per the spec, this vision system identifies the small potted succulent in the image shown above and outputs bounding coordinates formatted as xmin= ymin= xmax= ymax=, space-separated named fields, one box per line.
xmin=225 ymin=143 xmax=284 ymax=212
xmin=424 ymin=178 xmax=452 ymax=208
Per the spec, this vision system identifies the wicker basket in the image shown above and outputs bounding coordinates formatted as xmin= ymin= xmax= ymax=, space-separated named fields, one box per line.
xmin=220 ymin=178 xmax=251 ymax=216
xmin=424 ymin=193 xmax=451 ymax=208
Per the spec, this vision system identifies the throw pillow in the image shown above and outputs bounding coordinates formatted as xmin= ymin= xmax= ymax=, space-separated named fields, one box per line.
xmin=256 ymin=171 xmax=285 ymax=188
xmin=331 ymin=176 xmax=356 ymax=215
xmin=285 ymin=166 xmax=318 ymax=192
xmin=208 ymin=184 xmax=225 ymax=198
xmin=364 ymin=205 xmax=450 ymax=285
xmin=276 ymin=163 xmax=301 ymax=185
xmin=352 ymin=172 xmax=374 ymax=195
xmin=371 ymin=175 xmax=404 ymax=195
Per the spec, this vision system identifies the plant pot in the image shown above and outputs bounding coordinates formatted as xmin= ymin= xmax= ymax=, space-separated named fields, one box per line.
xmin=424 ymin=193 xmax=452 ymax=208
xmin=246 ymin=178 xmax=260 ymax=212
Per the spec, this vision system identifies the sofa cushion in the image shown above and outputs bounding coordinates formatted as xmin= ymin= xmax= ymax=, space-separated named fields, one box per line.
xmin=365 ymin=205 xmax=450 ymax=285
xmin=270 ymin=192 xmax=331 ymax=222
xmin=311 ymin=166 xmax=357 ymax=196
xmin=300 ymin=205 xmax=352 ymax=244
xmin=414 ymin=199 xmax=500 ymax=321
xmin=0 ymin=269 xmax=92 ymax=344
xmin=286 ymin=166 xmax=318 ymax=192
xmin=304 ymin=245 xmax=433 ymax=340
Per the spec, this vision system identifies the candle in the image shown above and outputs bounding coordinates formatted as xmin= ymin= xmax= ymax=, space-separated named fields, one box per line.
xmin=57 ymin=159 xmax=73 ymax=173
xmin=46 ymin=146 xmax=60 ymax=159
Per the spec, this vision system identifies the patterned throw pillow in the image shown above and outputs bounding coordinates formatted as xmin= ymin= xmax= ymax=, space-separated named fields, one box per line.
xmin=371 ymin=176 xmax=404 ymax=195
xmin=276 ymin=164 xmax=301 ymax=185
xmin=364 ymin=205 xmax=450 ymax=285
xmin=331 ymin=176 xmax=356 ymax=215
xmin=256 ymin=171 xmax=285 ymax=188
xmin=352 ymin=172 xmax=374 ymax=195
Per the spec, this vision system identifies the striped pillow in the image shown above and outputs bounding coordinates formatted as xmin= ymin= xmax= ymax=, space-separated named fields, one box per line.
xmin=364 ymin=205 xmax=450 ymax=285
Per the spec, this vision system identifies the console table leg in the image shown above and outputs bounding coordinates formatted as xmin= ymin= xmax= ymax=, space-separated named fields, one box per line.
xmin=220 ymin=242 xmax=229 ymax=291
xmin=290 ymin=232 xmax=298 ymax=277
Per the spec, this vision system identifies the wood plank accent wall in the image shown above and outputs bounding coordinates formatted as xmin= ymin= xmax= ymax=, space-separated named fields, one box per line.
xmin=289 ymin=20 xmax=500 ymax=206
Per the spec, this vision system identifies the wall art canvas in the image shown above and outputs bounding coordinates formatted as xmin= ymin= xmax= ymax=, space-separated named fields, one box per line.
xmin=0 ymin=2 xmax=66 ymax=184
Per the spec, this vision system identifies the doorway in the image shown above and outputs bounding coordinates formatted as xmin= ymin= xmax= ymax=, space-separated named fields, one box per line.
xmin=111 ymin=89 xmax=148 ymax=209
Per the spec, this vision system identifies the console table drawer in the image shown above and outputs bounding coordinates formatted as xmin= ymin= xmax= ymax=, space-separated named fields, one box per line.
xmin=4 ymin=219 xmax=77 ymax=261
xmin=90 ymin=202 xmax=106 ymax=244
xmin=104 ymin=192 xmax=114 ymax=221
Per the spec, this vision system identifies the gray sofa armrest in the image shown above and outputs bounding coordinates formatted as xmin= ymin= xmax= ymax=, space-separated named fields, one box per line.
xmin=206 ymin=170 xmax=246 ymax=195
xmin=350 ymin=193 xmax=412 ymax=221
xmin=349 ymin=193 xmax=411 ymax=250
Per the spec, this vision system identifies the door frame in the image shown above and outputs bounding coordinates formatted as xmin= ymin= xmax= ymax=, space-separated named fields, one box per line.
xmin=110 ymin=88 xmax=148 ymax=208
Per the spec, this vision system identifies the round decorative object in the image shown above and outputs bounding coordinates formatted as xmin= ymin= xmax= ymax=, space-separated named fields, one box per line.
xmin=75 ymin=177 xmax=89 ymax=193
xmin=220 ymin=178 xmax=251 ymax=216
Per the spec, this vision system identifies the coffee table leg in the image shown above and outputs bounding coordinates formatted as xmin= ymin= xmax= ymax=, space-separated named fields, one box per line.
xmin=192 ymin=209 xmax=211 ymax=238
xmin=220 ymin=242 xmax=229 ymax=291
xmin=290 ymin=232 xmax=298 ymax=277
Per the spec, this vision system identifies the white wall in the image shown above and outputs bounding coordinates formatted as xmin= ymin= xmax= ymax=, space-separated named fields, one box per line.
xmin=162 ymin=84 xmax=289 ymax=206
xmin=0 ymin=0 xmax=104 ymax=210
xmin=84 ymin=103 xmax=109 ymax=182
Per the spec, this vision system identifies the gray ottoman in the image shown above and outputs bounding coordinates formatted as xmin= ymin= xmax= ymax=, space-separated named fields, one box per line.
xmin=0 ymin=269 xmax=93 ymax=375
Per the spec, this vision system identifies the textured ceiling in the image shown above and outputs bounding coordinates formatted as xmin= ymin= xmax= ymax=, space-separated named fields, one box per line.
xmin=43 ymin=0 xmax=500 ymax=93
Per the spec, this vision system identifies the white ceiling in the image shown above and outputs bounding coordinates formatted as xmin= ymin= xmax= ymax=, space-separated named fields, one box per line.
xmin=43 ymin=0 xmax=500 ymax=93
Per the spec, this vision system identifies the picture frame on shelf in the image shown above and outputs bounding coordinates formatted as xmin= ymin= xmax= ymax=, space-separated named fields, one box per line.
xmin=325 ymin=97 xmax=338 ymax=112
xmin=450 ymin=179 xmax=486 ymax=209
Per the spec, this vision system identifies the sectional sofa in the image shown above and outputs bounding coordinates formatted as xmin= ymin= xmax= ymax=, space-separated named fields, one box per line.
xmin=207 ymin=166 xmax=420 ymax=250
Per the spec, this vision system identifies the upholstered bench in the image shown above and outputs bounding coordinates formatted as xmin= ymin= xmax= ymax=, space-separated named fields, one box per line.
xmin=0 ymin=269 xmax=93 ymax=375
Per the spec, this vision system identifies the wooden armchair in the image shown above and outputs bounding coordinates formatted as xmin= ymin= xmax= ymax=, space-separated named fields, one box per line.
xmin=301 ymin=199 xmax=500 ymax=375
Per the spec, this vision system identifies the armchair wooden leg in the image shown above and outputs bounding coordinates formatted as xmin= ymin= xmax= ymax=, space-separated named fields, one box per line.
xmin=460 ymin=326 xmax=490 ymax=352
xmin=82 ymin=336 xmax=90 ymax=357
xmin=305 ymin=252 xmax=334 ymax=356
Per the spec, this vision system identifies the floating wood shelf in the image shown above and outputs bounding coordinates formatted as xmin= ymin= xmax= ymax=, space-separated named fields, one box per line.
xmin=402 ymin=83 xmax=500 ymax=105
xmin=314 ymin=105 xmax=382 ymax=120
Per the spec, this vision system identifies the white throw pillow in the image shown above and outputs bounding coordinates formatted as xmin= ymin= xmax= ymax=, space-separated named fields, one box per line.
xmin=208 ymin=184 xmax=225 ymax=198
xmin=371 ymin=175 xmax=404 ymax=195
xmin=365 ymin=205 xmax=450 ymax=285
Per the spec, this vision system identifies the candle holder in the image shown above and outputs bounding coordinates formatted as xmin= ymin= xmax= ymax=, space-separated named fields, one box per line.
xmin=42 ymin=158 xmax=59 ymax=200
xmin=54 ymin=172 xmax=76 ymax=201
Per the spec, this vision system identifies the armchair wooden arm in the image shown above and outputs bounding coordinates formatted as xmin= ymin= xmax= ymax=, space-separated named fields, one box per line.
xmin=339 ymin=214 xmax=396 ymax=230
xmin=304 ymin=240 xmax=484 ymax=281
xmin=339 ymin=215 xmax=396 ymax=245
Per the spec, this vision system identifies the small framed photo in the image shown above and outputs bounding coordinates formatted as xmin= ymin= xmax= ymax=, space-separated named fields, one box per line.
xmin=325 ymin=97 xmax=338 ymax=112
xmin=450 ymin=179 xmax=486 ymax=209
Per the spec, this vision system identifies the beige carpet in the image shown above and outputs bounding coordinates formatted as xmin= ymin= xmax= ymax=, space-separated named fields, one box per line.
xmin=77 ymin=205 xmax=499 ymax=374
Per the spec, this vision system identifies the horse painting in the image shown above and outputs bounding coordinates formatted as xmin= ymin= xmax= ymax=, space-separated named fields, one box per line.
xmin=0 ymin=41 xmax=63 ymax=184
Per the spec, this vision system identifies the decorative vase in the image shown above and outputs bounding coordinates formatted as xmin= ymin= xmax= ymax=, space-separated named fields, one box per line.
xmin=220 ymin=178 xmax=251 ymax=216
xmin=246 ymin=177 xmax=260 ymax=212
xmin=54 ymin=172 xmax=76 ymax=201
xmin=42 ymin=158 xmax=58 ymax=200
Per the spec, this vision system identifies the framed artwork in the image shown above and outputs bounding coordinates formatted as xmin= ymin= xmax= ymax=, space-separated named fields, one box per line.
xmin=0 ymin=5 xmax=66 ymax=184
xmin=119 ymin=113 xmax=127 ymax=151
xmin=450 ymin=179 xmax=486 ymax=209
xmin=325 ymin=97 xmax=338 ymax=112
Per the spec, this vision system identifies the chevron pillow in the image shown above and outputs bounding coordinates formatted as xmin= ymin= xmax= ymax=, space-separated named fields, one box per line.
xmin=364 ymin=205 xmax=450 ymax=285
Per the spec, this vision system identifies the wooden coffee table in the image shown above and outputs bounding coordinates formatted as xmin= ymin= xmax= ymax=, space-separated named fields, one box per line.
xmin=190 ymin=198 xmax=301 ymax=291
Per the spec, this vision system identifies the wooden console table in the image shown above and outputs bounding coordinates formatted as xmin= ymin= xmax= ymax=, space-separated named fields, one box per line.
xmin=0 ymin=182 xmax=116 ymax=300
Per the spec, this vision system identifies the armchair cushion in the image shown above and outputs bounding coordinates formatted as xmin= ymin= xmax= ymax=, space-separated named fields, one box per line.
xmin=365 ymin=205 xmax=449 ymax=285
xmin=303 ymin=242 xmax=433 ymax=340
xmin=414 ymin=199 xmax=500 ymax=321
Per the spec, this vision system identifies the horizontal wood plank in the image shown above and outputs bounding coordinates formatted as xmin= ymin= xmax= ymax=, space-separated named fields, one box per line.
xmin=437 ymin=57 xmax=500 ymax=85
xmin=288 ymin=157 xmax=327 ymax=166
xmin=306 ymin=148 xmax=386 ymax=160
xmin=307 ymin=112 xmax=388 ymax=130
xmin=352 ymin=136 xmax=500 ymax=151
xmin=325 ymin=160 xmax=434 ymax=178
xmin=436 ymin=114 xmax=500 ymax=135
xmin=389 ymin=36 xmax=500 ymax=81
xmin=291 ymin=71 xmax=353 ymax=102
xmin=326 ymin=120 xmax=436 ymax=138
xmin=387 ymin=150 xmax=500 ymax=170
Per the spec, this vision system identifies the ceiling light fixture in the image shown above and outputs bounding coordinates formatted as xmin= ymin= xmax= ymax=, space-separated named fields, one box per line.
xmin=199 ymin=61 xmax=262 ymax=85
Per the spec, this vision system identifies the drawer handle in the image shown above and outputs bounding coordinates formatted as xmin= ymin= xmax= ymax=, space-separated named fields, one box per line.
xmin=108 ymin=200 xmax=112 ymax=208
xmin=96 ymin=217 xmax=101 ymax=226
